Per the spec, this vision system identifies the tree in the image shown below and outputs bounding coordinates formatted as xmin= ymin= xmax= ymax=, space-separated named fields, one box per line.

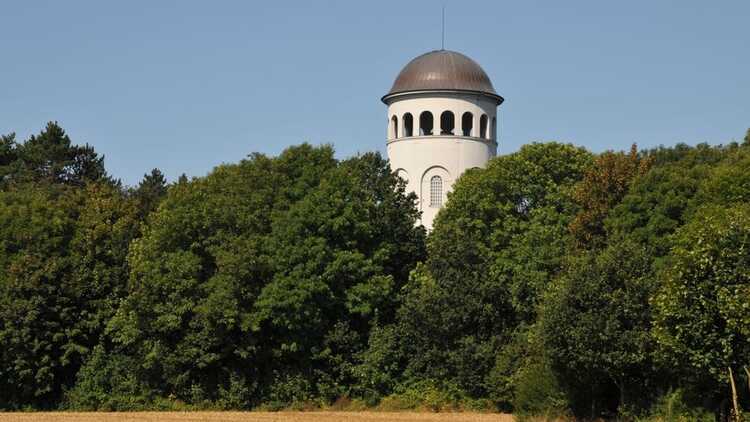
xmin=652 ymin=204 xmax=750 ymax=397
xmin=132 ymin=168 xmax=168 ymax=219
xmin=539 ymin=241 xmax=656 ymax=416
xmin=0 ymin=133 xmax=17 ymax=182
xmin=0 ymin=183 xmax=138 ymax=409
xmin=693 ymin=146 xmax=750 ymax=207
xmin=107 ymin=145 xmax=424 ymax=407
xmin=569 ymin=144 xmax=651 ymax=248
xmin=387 ymin=142 xmax=593 ymax=397
xmin=107 ymin=145 xmax=334 ymax=404
xmin=252 ymin=152 xmax=425 ymax=402
xmin=604 ymin=144 xmax=726 ymax=259
xmin=6 ymin=122 xmax=109 ymax=187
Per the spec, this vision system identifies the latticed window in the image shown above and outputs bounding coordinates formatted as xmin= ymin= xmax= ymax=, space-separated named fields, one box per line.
xmin=430 ymin=175 xmax=443 ymax=208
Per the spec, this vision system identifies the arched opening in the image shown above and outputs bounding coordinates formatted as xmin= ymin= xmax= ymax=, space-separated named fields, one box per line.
xmin=419 ymin=111 xmax=433 ymax=136
xmin=396 ymin=168 xmax=409 ymax=184
xmin=440 ymin=111 xmax=454 ymax=135
xmin=390 ymin=116 xmax=398 ymax=139
xmin=403 ymin=113 xmax=413 ymax=137
xmin=480 ymin=114 xmax=488 ymax=139
xmin=491 ymin=117 xmax=497 ymax=140
xmin=462 ymin=112 xmax=473 ymax=136
xmin=430 ymin=175 xmax=443 ymax=208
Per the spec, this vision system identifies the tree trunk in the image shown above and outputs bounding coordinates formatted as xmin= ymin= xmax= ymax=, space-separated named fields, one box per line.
xmin=729 ymin=367 xmax=740 ymax=422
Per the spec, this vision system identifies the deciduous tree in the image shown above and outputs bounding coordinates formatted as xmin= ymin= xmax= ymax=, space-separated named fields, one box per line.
xmin=653 ymin=204 xmax=750 ymax=395
xmin=0 ymin=183 xmax=138 ymax=408
xmin=388 ymin=142 xmax=592 ymax=397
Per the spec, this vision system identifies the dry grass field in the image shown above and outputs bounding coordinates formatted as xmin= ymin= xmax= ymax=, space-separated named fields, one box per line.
xmin=0 ymin=412 xmax=516 ymax=422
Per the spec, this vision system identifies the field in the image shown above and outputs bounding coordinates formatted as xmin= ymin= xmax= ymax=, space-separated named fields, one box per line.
xmin=0 ymin=412 xmax=515 ymax=422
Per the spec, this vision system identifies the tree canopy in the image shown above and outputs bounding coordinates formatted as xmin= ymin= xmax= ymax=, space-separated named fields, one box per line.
xmin=1 ymin=121 xmax=750 ymax=420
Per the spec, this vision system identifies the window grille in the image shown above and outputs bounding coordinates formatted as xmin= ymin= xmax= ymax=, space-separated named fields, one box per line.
xmin=430 ymin=176 xmax=443 ymax=208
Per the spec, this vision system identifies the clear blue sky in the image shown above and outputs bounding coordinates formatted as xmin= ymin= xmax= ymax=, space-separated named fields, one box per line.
xmin=2 ymin=1 xmax=748 ymax=186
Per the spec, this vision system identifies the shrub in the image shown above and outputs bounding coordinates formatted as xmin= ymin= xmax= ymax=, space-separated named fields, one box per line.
xmin=637 ymin=389 xmax=714 ymax=422
xmin=376 ymin=380 xmax=486 ymax=412
xmin=63 ymin=345 xmax=154 ymax=411
xmin=260 ymin=373 xmax=315 ymax=410
xmin=215 ymin=373 xmax=256 ymax=410
xmin=512 ymin=360 xmax=568 ymax=417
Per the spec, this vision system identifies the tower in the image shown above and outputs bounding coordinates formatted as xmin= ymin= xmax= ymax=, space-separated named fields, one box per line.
xmin=382 ymin=50 xmax=504 ymax=230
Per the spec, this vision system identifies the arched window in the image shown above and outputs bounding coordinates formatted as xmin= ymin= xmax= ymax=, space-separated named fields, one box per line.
xmin=419 ymin=111 xmax=433 ymax=136
xmin=403 ymin=113 xmax=413 ymax=137
xmin=396 ymin=168 xmax=409 ymax=183
xmin=430 ymin=175 xmax=443 ymax=208
xmin=491 ymin=116 xmax=497 ymax=140
xmin=390 ymin=116 xmax=398 ymax=139
xmin=440 ymin=111 xmax=454 ymax=135
xmin=480 ymin=114 xmax=488 ymax=139
xmin=462 ymin=112 xmax=473 ymax=136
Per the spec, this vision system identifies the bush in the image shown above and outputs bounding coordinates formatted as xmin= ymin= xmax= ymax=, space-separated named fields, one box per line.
xmin=63 ymin=345 xmax=154 ymax=411
xmin=260 ymin=373 xmax=316 ymax=410
xmin=215 ymin=373 xmax=256 ymax=410
xmin=376 ymin=380 xmax=490 ymax=412
xmin=353 ymin=323 xmax=404 ymax=403
xmin=637 ymin=389 xmax=714 ymax=422
xmin=513 ymin=361 xmax=568 ymax=417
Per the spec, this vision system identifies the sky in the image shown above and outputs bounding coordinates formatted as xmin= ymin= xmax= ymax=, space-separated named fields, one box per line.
xmin=1 ymin=1 xmax=748 ymax=186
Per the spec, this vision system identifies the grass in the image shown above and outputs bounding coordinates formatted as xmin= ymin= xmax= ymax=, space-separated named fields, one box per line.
xmin=0 ymin=412 xmax=515 ymax=422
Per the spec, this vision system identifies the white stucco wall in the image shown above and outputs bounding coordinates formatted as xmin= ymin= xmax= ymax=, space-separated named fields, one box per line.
xmin=385 ymin=92 xmax=498 ymax=230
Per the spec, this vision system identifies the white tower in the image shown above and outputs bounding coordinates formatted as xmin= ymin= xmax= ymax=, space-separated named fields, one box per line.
xmin=382 ymin=50 xmax=504 ymax=230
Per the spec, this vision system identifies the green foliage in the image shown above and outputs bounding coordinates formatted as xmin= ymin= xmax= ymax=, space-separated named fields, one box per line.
xmin=693 ymin=146 xmax=750 ymax=207
xmin=377 ymin=380 xmax=489 ymax=412
xmin=261 ymin=373 xmax=314 ymax=410
xmin=1 ymin=122 xmax=110 ymax=188
xmin=605 ymin=155 xmax=714 ymax=258
xmin=484 ymin=328 xmax=526 ymax=410
xmin=106 ymin=145 xmax=425 ymax=407
xmin=569 ymin=144 xmax=651 ymax=248
xmin=131 ymin=168 xmax=168 ymax=220
xmin=638 ymin=389 xmax=714 ymax=422
xmin=653 ymin=204 xmax=750 ymax=393
xmin=391 ymin=142 xmax=593 ymax=398
xmin=107 ymin=145 xmax=337 ymax=402
xmin=0 ymin=123 xmax=130 ymax=409
xmin=0 ymin=182 xmax=138 ymax=409
xmin=512 ymin=360 xmax=568 ymax=417
xmin=3 ymin=121 xmax=750 ymax=419
xmin=63 ymin=345 xmax=153 ymax=411
xmin=539 ymin=240 xmax=657 ymax=416
xmin=353 ymin=322 xmax=403 ymax=403
xmin=0 ymin=133 xmax=18 ymax=181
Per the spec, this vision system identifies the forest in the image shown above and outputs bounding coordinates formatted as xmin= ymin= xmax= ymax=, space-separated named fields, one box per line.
xmin=1 ymin=121 xmax=750 ymax=420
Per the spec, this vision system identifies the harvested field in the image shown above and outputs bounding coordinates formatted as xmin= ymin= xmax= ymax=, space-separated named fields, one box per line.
xmin=0 ymin=412 xmax=515 ymax=422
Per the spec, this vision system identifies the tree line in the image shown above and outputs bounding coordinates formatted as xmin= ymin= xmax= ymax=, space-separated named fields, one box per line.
xmin=1 ymin=121 xmax=750 ymax=420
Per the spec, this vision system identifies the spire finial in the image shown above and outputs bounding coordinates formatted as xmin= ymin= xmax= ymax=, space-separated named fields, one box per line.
xmin=441 ymin=5 xmax=445 ymax=50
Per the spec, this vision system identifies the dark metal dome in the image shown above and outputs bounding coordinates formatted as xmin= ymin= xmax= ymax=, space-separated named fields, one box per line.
xmin=382 ymin=50 xmax=503 ymax=104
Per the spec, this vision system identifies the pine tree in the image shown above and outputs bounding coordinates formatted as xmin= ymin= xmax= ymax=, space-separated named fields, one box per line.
xmin=9 ymin=122 xmax=108 ymax=186
xmin=133 ymin=168 xmax=168 ymax=218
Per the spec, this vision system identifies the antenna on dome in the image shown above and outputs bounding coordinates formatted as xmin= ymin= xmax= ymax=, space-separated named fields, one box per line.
xmin=441 ymin=5 xmax=445 ymax=50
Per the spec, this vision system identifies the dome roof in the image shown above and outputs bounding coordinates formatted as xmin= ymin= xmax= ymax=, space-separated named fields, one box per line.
xmin=382 ymin=50 xmax=503 ymax=104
